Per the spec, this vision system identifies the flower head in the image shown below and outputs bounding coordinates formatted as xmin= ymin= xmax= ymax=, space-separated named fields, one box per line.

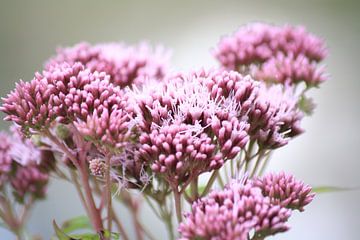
xmin=179 ymin=177 xmax=291 ymax=240
xmin=214 ymin=23 xmax=327 ymax=69
xmin=213 ymin=23 xmax=328 ymax=87
xmin=46 ymin=42 xmax=171 ymax=88
xmin=253 ymin=53 xmax=327 ymax=87
xmin=11 ymin=165 xmax=49 ymax=201
xmin=135 ymin=72 xmax=251 ymax=186
xmin=0 ymin=133 xmax=12 ymax=175
xmin=139 ymin=122 xmax=221 ymax=185
xmin=73 ymin=79 xmax=135 ymax=151
xmin=248 ymin=84 xmax=304 ymax=149
xmin=9 ymin=125 xmax=41 ymax=166
xmin=0 ymin=62 xmax=85 ymax=133
xmin=254 ymin=172 xmax=315 ymax=211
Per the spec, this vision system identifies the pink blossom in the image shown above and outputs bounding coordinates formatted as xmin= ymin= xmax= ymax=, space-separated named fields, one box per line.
xmin=214 ymin=23 xmax=327 ymax=69
xmin=46 ymin=42 xmax=171 ymax=88
xmin=213 ymin=23 xmax=328 ymax=87
xmin=11 ymin=165 xmax=49 ymax=200
xmin=248 ymin=84 xmax=304 ymax=149
xmin=179 ymin=177 xmax=291 ymax=240
xmin=254 ymin=172 xmax=315 ymax=211
xmin=0 ymin=133 xmax=12 ymax=175
xmin=254 ymin=53 xmax=327 ymax=86
xmin=0 ymin=62 xmax=85 ymax=132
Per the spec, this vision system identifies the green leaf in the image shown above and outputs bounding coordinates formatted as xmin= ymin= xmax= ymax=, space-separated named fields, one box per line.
xmin=298 ymin=95 xmax=316 ymax=116
xmin=67 ymin=233 xmax=99 ymax=240
xmin=61 ymin=216 xmax=92 ymax=234
xmin=102 ymin=230 xmax=120 ymax=239
xmin=312 ymin=186 xmax=358 ymax=194
xmin=53 ymin=220 xmax=77 ymax=240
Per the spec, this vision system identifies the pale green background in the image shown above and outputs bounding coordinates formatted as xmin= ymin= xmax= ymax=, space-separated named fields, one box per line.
xmin=0 ymin=0 xmax=359 ymax=239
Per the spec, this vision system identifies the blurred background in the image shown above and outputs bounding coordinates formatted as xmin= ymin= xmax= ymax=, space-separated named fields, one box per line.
xmin=0 ymin=0 xmax=359 ymax=239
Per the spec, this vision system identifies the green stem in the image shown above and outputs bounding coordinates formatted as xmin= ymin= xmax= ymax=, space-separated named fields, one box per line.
xmin=258 ymin=151 xmax=272 ymax=176
xmin=172 ymin=187 xmax=182 ymax=223
xmin=250 ymin=150 xmax=265 ymax=178
xmin=105 ymin=154 xmax=112 ymax=235
xmin=201 ymin=170 xmax=218 ymax=197
xmin=190 ymin=177 xmax=199 ymax=201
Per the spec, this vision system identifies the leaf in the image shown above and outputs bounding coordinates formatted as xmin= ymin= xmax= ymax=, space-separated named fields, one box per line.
xmin=68 ymin=233 xmax=99 ymax=240
xmin=312 ymin=186 xmax=358 ymax=194
xmin=53 ymin=220 xmax=77 ymax=240
xmin=61 ymin=216 xmax=92 ymax=234
xmin=298 ymin=95 xmax=316 ymax=116
xmin=102 ymin=230 xmax=120 ymax=240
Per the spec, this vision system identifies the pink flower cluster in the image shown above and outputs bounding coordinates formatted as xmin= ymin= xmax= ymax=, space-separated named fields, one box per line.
xmin=214 ymin=23 xmax=328 ymax=86
xmin=136 ymin=72 xmax=250 ymax=187
xmin=254 ymin=172 xmax=315 ymax=211
xmin=1 ymin=62 xmax=134 ymax=149
xmin=46 ymin=42 xmax=171 ymax=88
xmin=0 ymin=129 xmax=50 ymax=202
xmin=179 ymin=173 xmax=314 ymax=240
xmin=134 ymin=69 xmax=306 ymax=187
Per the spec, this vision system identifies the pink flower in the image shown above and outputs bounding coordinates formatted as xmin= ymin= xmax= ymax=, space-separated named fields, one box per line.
xmin=46 ymin=42 xmax=171 ymax=88
xmin=11 ymin=165 xmax=49 ymax=201
xmin=213 ymin=23 xmax=328 ymax=87
xmin=0 ymin=62 xmax=85 ymax=132
xmin=72 ymin=78 xmax=135 ymax=150
xmin=0 ymin=132 xmax=12 ymax=175
xmin=254 ymin=172 xmax=315 ymax=211
xmin=254 ymin=53 xmax=327 ymax=86
xmin=9 ymin=125 xmax=41 ymax=166
xmin=214 ymin=23 xmax=327 ymax=69
xmin=179 ymin=177 xmax=291 ymax=240
xmin=248 ymin=84 xmax=304 ymax=149
xmin=135 ymin=72 xmax=251 ymax=186
xmin=139 ymin=122 xmax=222 ymax=185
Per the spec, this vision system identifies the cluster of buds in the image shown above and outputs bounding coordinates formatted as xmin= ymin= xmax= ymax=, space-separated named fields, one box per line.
xmin=46 ymin=42 xmax=171 ymax=88
xmin=179 ymin=172 xmax=314 ymax=240
xmin=213 ymin=23 xmax=328 ymax=87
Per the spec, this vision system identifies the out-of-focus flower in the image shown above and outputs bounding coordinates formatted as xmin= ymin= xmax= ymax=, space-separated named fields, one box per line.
xmin=179 ymin=178 xmax=291 ymax=240
xmin=9 ymin=126 xmax=41 ymax=166
xmin=0 ymin=133 xmax=12 ymax=174
xmin=213 ymin=23 xmax=328 ymax=87
xmin=46 ymin=42 xmax=171 ymax=88
xmin=253 ymin=53 xmax=327 ymax=87
xmin=11 ymin=166 xmax=49 ymax=201
xmin=214 ymin=23 xmax=327 ymax=69
xmin=254 ymin=172 xmax=315 ymax=211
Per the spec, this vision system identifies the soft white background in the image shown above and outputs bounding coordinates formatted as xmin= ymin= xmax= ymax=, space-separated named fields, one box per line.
xmin=0 ymin=0 xmax=359 ymax=239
